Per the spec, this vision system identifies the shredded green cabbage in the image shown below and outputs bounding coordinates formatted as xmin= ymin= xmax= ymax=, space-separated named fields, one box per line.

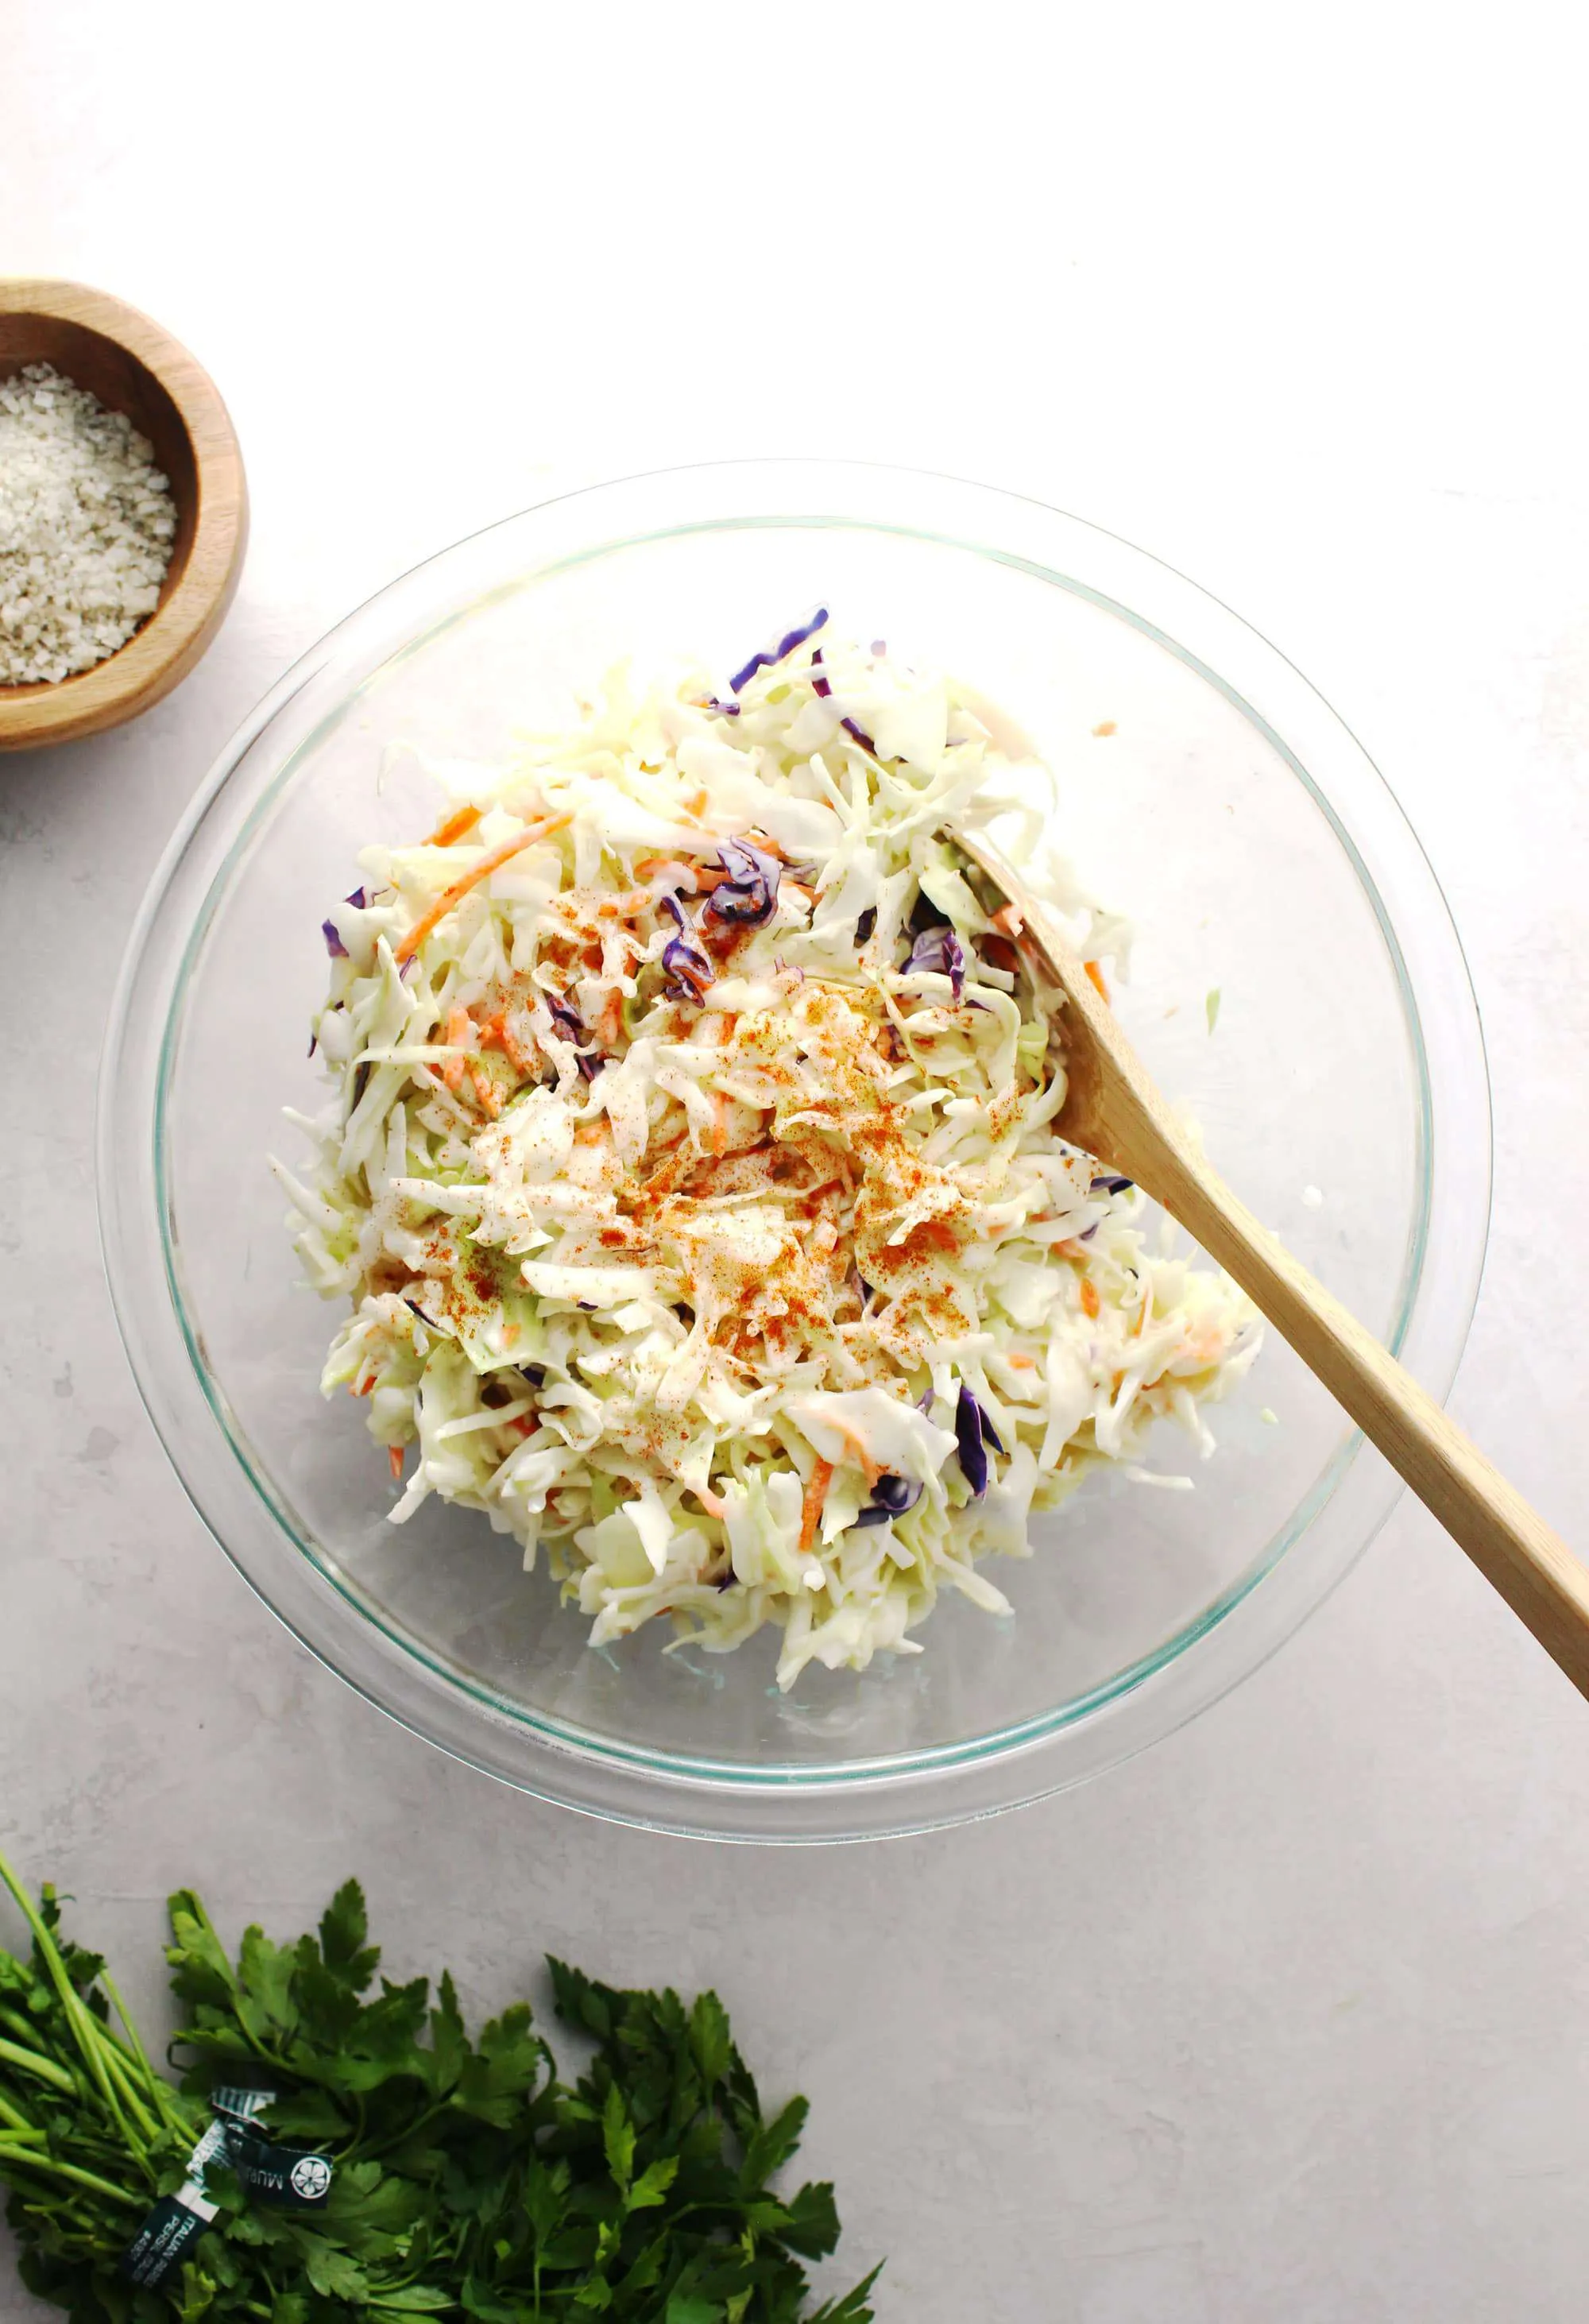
xmin=276 ymin=626 xmax=1259 ymax=1686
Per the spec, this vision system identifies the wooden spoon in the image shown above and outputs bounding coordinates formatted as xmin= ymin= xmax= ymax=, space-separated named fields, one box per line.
xmin=954 ymin=826 xmax=1589 ymax=1699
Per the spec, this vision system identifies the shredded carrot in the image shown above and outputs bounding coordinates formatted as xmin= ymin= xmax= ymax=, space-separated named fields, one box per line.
xmin=1080 ymin=1277 xmax=1100 ymax=1319
xmin=501 ymin=1322 xmax=520 ymax=1347
xmin=388 ymin=1444 xmax=404 ymax=1480
xmin=686 ymin=788 xmax=710 ymax=817
xmin=601 ymin=990 xmax=624 ymax=1045
xmin=694 ymin=1483 xmax=728 ymax=1522
xmin=477 ymin=1011 xmax=532 ymax=1076
xmin=469 ymin=1062 xmax=503 ymax=1117
xmin=440 ymin=1004 xmax=472 ymax=1092
xmin=511 ymin=1414 xmax=536 ymax=1438
xmin=425 ymin=802 xmax=483 ymax=847
xmin=826 ymin=1420 xmax=881 ymax=1487
xmin=1084 ymin=959 xmax=1110 ymax=1003
xmin=798 ymin=1458 xmax=835 ymax=1556
xmin=395 ymin=812 xmax=573 ymax=964
xmin=990 ymin=902 xmax=1025 ymax=938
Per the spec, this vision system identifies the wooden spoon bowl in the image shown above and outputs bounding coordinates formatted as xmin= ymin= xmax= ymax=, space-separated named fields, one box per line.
xmin=0 ymin=280 xmax=247 ymax=753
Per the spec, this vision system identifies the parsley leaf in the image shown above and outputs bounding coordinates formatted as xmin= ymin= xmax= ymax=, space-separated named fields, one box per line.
xmin=0 ymin=1848 xmax=880 ymax=2324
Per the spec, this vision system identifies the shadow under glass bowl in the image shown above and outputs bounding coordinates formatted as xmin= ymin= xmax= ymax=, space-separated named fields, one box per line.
xmin=97 ymin=461 xmax=1490 ymax=1839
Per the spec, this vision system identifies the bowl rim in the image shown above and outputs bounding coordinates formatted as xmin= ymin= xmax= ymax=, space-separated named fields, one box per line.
xmin=0 ymin=277 xmax=249 ymax=752
xmin=97 ymin=457 xmax=1492 ymax=1838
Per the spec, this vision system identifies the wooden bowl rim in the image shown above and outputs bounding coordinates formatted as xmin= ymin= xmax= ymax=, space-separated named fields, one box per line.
xmin=0 ymin=278 xmax=248 ymax=752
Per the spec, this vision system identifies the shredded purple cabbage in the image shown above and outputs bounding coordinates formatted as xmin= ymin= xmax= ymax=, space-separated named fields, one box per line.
xmin=729 ymin=605 xmax=829 ymax=695
xmin=404 ymin=1297 xmax=439 ymax=1330
xmin=904 ymin=923 xmax=966 ymax=1000
xmin=954 ymin=1386 xmax=1004 ymax=1499
xmin=809 ymin=649 xmax=879 ymax=754
xmin=659 ymin=893 xmax=715 ymax=1001
xmin=853 ymin=1471 xmax=924 ymax=1528
xmin=1091 ymin=1174 xmax=1135 ymax=1195
xmin=321 ymin=890 xmax=368 ymax=958
xmin=703 ymin=697 xmax=740 ymax=717
xmin=547 ymin=994 xmax=606 ymax=1079
xmin=321 ymin=887 xmax=372 ymax=958
xmin=855 ymin=906 xmax=877 ymax=945
xmin=705 ymin=837 xmax=780 ymax=928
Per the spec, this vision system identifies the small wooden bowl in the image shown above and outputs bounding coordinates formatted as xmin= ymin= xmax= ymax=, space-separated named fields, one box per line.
xmin=0 ymin=280 xmax=248 ymax=753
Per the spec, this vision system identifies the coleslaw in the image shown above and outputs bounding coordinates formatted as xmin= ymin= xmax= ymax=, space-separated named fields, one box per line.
xmin=276 ymin=614 xmax=1260 ymax=1686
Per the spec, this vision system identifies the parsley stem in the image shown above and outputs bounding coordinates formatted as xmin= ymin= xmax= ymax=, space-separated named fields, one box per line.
xmin=93 ymin=2039 xmax=163 ymax=2148
xmin=0 ymin=2005 xmax=75 ymax=2059
xmin=0 ymin=2036 xmax=78 ymax=2096
xmin=98 ymin=1969 xmax=172 ymax=2115
xmin=0 ymin=2143 xmax=145 ymax=2207
xmin=360 ymin=2094 xmax=448 ymax=2160
xmin=0 ymin=1850 xmax=151 ymax=2159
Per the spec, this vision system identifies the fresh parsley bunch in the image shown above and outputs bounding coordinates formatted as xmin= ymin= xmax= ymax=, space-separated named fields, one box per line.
xmin=0 ymin=1850 xmax=878 ymax=2324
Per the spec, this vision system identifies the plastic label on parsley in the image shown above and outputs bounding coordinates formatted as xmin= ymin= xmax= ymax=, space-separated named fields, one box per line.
xmin=208 ymin=2083 xmax=276 ymax=2123
xmin=228 ymin=2124 xmax=335 ymax=2206
xmin=120 ymin=2091 xmax=334 ymax=2282
xmin=119 ymin=2193 xmax=215 ymax=2288
xmin=119 ymin=2120 xmax=226 ymax=2287
xmin=208 ymin=2083 xmax=336 ymax=2204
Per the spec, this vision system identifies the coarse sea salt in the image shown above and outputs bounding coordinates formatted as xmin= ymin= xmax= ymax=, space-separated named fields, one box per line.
xmin=0 ymin=362 xmax=177 ymax=686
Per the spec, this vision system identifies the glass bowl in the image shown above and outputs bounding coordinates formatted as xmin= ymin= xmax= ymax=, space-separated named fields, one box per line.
xmin=98 ymin=461 xmax=1490 ymax=1840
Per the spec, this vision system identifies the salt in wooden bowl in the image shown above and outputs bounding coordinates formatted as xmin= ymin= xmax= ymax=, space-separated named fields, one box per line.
xmin=0 ymin=280 xmax=247 ymax=753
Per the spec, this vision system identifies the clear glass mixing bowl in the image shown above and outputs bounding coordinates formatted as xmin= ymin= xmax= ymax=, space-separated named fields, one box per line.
xmin=98 ymin=462 xmax=1490 ymax=1839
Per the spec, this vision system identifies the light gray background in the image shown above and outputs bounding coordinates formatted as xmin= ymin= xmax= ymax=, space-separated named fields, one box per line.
xmin=4 ymin=6 xmax=1588 ymax=2318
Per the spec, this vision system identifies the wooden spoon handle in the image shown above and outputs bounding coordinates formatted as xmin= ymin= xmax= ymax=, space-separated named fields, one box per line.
xmin=1132 ymin=1130 xmax=1589 ymax=1697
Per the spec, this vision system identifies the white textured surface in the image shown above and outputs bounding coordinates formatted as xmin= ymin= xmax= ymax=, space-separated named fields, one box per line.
xmin=5 ymin=6 xmax=1589 ymax=2318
